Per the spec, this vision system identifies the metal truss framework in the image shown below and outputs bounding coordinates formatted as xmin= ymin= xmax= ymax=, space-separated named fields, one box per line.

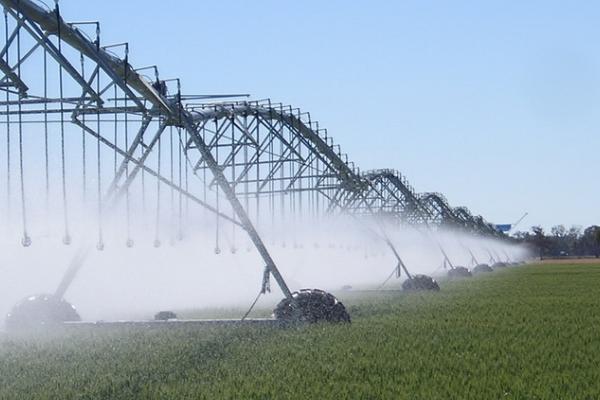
xmin=0 ymin=0 xmax=504 ymax=300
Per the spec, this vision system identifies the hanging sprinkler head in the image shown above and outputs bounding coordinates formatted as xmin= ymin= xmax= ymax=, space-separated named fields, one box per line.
xmin=153 ymin=239 xmax=161 ymax=248
xmin=62 ymin=235 xmax=71 ymax=245
xmin=21 ymin=235 xmax=32 ymax=247
xmin=214 ymin=247 xmax=221 ymax=255
xmin=96 ymin=241 xmax=105 ymax=251
xmin=126 ymin=238 xmax=134 ymax=248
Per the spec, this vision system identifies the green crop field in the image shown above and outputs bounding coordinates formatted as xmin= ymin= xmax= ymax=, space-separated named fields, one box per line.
xmin=1 ymin=263 xmax=600 ymax=399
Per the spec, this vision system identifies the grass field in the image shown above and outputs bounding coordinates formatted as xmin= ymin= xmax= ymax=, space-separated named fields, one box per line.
xmin=1 ymin=263 xmax=600 ymax=399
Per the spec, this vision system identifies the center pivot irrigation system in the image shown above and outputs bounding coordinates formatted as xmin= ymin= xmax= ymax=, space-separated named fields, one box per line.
xmin=0 ymin=0 xmax=512 ymax=330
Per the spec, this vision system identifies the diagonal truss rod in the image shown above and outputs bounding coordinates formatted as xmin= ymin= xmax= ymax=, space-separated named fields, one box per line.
xmin=70 ymin=115 xmax=242 ymax=228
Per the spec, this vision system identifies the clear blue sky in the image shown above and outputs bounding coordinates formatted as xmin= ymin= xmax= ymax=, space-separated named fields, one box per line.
xmin=59 ymin=0 xmax=599 ymax=231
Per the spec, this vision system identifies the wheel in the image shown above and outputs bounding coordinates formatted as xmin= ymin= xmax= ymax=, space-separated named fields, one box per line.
xmin=492 ymin=262 xmax=508 ymax=269
xmin=154 ymin=311 xmax=177 ymax=321
xmin=472 ymin=263 xmax=494 ymax=274
xmin=273 ymin=289 xmax=351 ymax=324
xmin=5 ymin=294 xmax=81 ymax=332
xmin=402 ymin=274 xmax=440 ymax=291
xmin=447 ymin=266 xmax=472 ymax=279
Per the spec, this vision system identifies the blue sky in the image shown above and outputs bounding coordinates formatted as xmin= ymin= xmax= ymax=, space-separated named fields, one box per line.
xmin=59 ymin=0 xmax=599 ymax=230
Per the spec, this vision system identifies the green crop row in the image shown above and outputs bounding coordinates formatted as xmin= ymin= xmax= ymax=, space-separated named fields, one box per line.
xmin=1 ymin=263 xmax=599 ymax=399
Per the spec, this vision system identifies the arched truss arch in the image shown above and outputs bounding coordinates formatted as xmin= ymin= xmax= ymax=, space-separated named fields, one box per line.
xmin=347 ymin=169 xmax=430 ymax=224
xmin=453 ymin=206 xmax=499 ymax=236
xmin=184 ymin=100 xmax=368 ymax=220
xmin=419 ymin=192 xmax=459 ymax=227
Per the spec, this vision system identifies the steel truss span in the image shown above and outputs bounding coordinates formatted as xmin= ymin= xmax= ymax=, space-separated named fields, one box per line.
xmin=0 ymin=0 xmax=506 ymax=324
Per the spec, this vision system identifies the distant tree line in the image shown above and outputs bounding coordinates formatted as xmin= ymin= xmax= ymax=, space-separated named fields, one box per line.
xmin=513 ymin=225 xmax=600 ymax=258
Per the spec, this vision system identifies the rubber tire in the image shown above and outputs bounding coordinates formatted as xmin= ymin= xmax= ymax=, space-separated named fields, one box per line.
xmin=402 ymin=274 xmax=440 ymax=291
xmin=154 ymin=311 xmax=178 ymax=321
xmin=274 ymin=289 xmax=351 ymax=324
xmin=5 ymin=294 xmax=81 ymax=332
xmin=472 ymin=263 xmax=494 ymax=274
xmin=447 ymin=266 xmax=472 ymax=279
